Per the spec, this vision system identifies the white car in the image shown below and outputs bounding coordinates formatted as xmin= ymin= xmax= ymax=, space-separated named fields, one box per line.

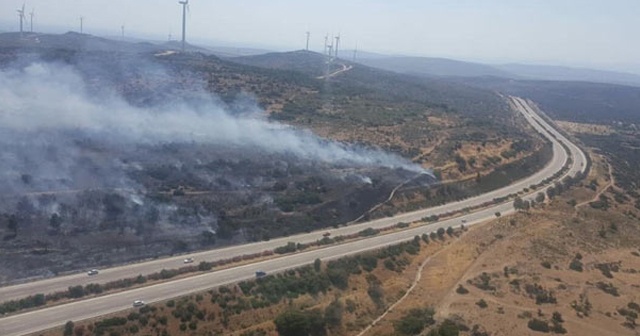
xmin=133 ymin=300 xmax=145 ymax=307
xmin=183 ymin=258 xmax=194 ymax=264
xmin=87 ymin=269 xmax=99 ymax=276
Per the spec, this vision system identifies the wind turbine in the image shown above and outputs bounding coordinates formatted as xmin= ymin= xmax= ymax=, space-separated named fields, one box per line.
xmin=334 ymin=34 xmax=340 ymax=58
xmin=17 ymin=4 xmax=25 ymax=36
xmin=121 ymin=25 xmax=125 ymax=39
xmin=324 ymin=34 xmax=328 ymax=55
xmin=305 ymin=31 xmax=310 ymax=51
xmin=178 ymin=0 xmax=189 ymax=52
xmin=79 ymin=16 xmax=84 ymax=34
xmin=29 ymin=8 xmax=34 ymax=33
xmin=353 ymin=42 xmax=358 ymax=62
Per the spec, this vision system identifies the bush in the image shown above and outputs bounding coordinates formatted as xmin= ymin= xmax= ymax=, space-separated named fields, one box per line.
xmin=527 ymin=318 xmax=550 ymax=333
xmin=393 ymin=307 xmax=435 ymax=335
xmin=274 ymin=309 xmax=326 ymax=336
xmin=569 ymin=259 xmax=583 ymax=272
xmin=476 ymin=299 xmax=488 ymax=308
xmin=63 ymin=321 xmax=74 ymax=336
xmin=456 ymin=285 xmax=469 ymax=294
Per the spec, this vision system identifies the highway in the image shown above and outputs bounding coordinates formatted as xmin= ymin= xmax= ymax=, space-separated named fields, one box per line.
xmin=0 ymin=97 xmax=586 ymax=336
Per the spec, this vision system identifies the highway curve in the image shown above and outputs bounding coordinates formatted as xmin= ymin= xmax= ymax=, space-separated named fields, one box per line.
xmin=0 ymin=97 xmax=587 ymax=336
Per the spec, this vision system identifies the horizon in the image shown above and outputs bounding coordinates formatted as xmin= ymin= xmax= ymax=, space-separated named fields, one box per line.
xmin=1 ymin=1 xmax=639 ymax=75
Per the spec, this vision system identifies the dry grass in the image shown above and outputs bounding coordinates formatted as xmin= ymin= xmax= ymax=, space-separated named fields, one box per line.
xmin=557 ymin=121 xmax=615 ymax=135
xmin=364 ymin=162 xmax=640 ymax=336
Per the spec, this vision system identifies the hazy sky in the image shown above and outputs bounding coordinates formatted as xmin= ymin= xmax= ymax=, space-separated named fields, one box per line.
xmin=1 ymin=0 xmax=639 ymax=73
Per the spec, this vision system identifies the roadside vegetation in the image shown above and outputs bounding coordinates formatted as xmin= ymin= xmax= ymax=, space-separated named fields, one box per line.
xmin=43 ymin=230 xmax=466 ymax=336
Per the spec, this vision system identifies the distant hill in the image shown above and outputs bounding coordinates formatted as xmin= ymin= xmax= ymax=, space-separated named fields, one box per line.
xmin=356 ymin=56 xmax=514 ymax=78
xmin=0 ymin=31 xmax=162 ymax=53
xmin=496 ymin=63 xmax=640 ymax=87
xmin=229 ymin=50 xmax=510 ymax=120
xmin=231 ymin=50 xmax=338 ymax=77
xmin=340 ymin=52 xmax=640 ymax=88
xmin=456 ymin=77 xmax=640 ymax=124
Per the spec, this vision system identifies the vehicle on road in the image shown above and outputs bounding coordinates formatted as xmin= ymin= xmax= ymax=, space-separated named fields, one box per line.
xmin=87 ymin=269 xmax=99 ymax=276
xmin=183 ymin=258 xmax=194 ymax=264
xmin=322 ymin=232 xmax=331 ymax=237
xmin=133 ymin=300 xmax=145 ymax=307
xmin=255 ymin=271 xmax=267 ymax=278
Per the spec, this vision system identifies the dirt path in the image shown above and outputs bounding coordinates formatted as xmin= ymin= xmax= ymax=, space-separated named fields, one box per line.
xmin=575 ymin=159 xmax=615 ymax=209
xmin=355 ymin=241 xmax=454 ymax=336
xmin=316 ymin=63 xmax=352 ymax=79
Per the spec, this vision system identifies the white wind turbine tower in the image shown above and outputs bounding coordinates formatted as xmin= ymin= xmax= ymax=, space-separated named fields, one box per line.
xmin=179 ymin=0 xmax=189 ymax=52
xmin=353 ymin=42 xmax=358 ymax=62
xmin=324 ymin=34 xmax=329 ymax=55
xmin=305 ymin=31 xmax=310 ymax=51
xmin=29 ymin=8 xmax=34 ymax=33
xmin=17 ymin=4 xmax=26 ymax=36
xmin=334 ymin=34 xmax=340 ymax=58
xmin=79 ymin=16 xmax=84 ymax=34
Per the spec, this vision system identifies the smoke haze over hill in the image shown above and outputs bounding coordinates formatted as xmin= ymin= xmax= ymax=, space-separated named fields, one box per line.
xmin=0 ymin=61 xmax=428 ymax=195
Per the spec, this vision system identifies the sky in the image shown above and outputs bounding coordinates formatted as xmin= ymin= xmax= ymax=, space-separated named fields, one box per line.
xmin=1 ymin=0 xmax=639 ymax=73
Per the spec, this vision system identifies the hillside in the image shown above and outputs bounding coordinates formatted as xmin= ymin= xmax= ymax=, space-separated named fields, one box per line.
xmin=457 ymin=77 xmax=640 ymax=124
xmin=0 ymin=33 xmax=543 ymax=282
xmin=47 ymin=146 xmax=640 ymax=336
xmin=357 ymin=56 xmax=513 ymax=78
xmin=497 ymin=63 xmax=640 ymax=88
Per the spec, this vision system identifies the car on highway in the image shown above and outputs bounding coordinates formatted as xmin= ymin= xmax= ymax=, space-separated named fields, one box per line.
xmin=133 ymin=300 xmax=145 ymax=307
xmin=87 ymin=269 xmax=99 ymax=276
xmin=183 ymin=257 xmax=194 ymax=264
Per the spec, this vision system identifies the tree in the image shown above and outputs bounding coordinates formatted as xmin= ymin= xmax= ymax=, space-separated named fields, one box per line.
xmin=522 ymin=200 xmax=531 ymax=212
xmin=274 ymin=309 xmax=326 ymax=336
xmin=536 ymin=192 xmax=546 ymax=203
xmin=527 ymin=318 xmax=550 ymax=333
xmin=437 ymin=227 xmax=445 ymax=238
xmin=49 ymin=213 xmax=63 ymax=230
xmin=446 ymin=226 xmax=454 ymax=236
xmin=428 ymin=319 xmax=460 ymax=336
xmin=314 ymin=258 xmax=322 ymax=272
xmin=63 ymin=321 xmax=74 ymax=336
xmin=421 ymin=233 xmax=430 ymax=244
xmin=513 ymin=196 xmax=524 ymax=210
xmin=274 ymin=310 xmax=310 ymax=336
xmin=394 ymin=308 xmax=435 ymax=335
xmin=546 ymin=186 xmax=556 ymax=199
xmin=552 ymin=311 xmax=564 ymax=323
xmin=324 ymin=299 xmax=343 ymax=328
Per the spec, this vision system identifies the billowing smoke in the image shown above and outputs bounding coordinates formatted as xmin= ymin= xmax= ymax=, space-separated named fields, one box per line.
xmin=0 ymin=62 xmax=429 ymax=195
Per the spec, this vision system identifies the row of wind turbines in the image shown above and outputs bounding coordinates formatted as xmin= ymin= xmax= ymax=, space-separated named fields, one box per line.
xmin=306 ymin=32 xmax=358 ymax=61
xmin=16 ymin=3 xmax=85 ymax=36
xmin=15 ymin=0 xmax=354 ymax=60
xmin=16 ymin=3 xmax=35 ymax=35
xmin=14 ymin=1 xmax=180 ymax=43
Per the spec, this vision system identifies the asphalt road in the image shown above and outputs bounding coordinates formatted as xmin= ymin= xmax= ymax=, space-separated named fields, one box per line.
xmin=0 ymin=97 xmax=586 ymax=336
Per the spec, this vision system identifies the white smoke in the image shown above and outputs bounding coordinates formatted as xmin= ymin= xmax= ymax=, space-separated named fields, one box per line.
xmin=0 ymin=62 xmax=431 ymax=177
